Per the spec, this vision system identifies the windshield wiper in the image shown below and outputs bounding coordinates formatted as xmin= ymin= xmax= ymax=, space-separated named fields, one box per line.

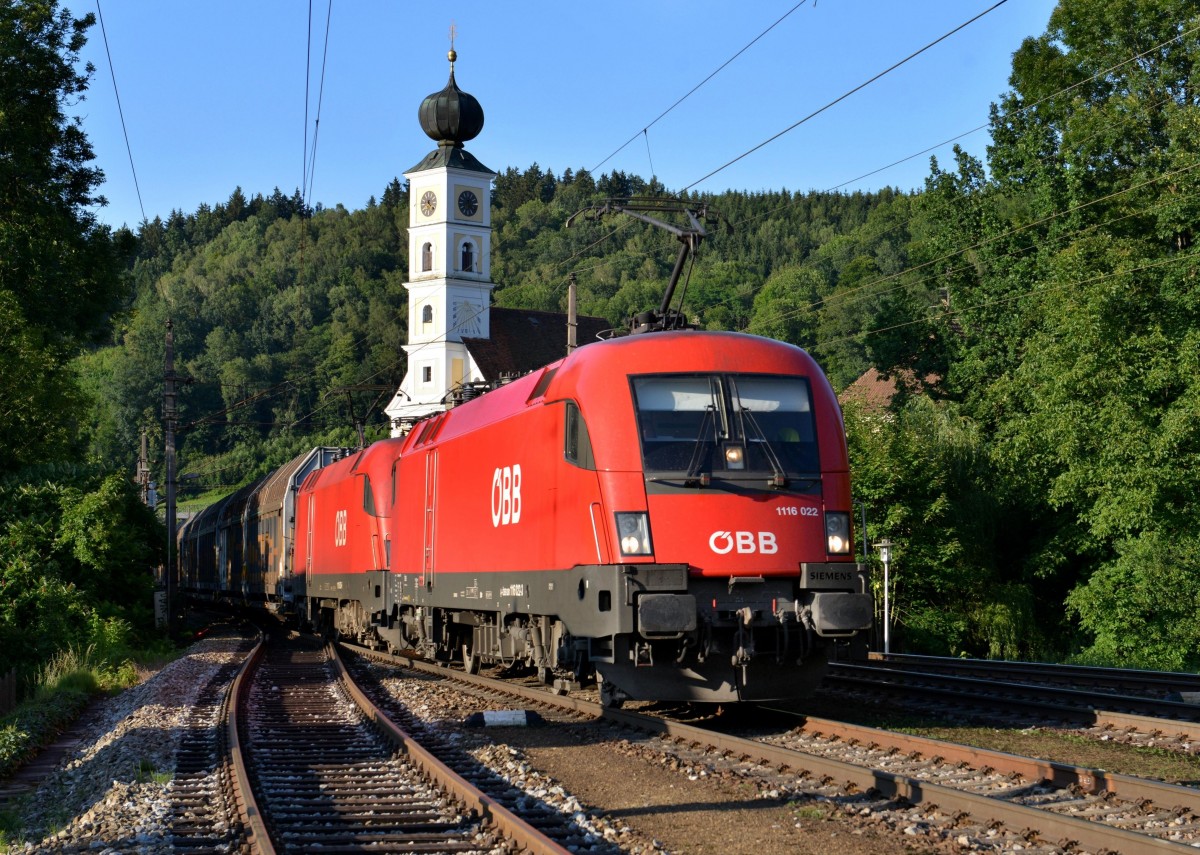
xmin=684 ymin=405 xmax=718 ymax=487
xmin=739 ymin=407 xmax=788 ymax=488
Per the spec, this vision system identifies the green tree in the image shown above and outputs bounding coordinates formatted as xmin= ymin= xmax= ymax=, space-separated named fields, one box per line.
xmin=0 ymin=2 xmax=121 ymax=341
xmin=845 ymin=398 xmax=1046 ymax=658
xmin=0 ymin=2 xmax=123 ymax=470
xmin=746 ymin=265 xmax=822 ymax=345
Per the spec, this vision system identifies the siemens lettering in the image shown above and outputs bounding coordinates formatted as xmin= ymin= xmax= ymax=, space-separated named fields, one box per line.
xmin=811 ymin=570 xmax=853 ymax=582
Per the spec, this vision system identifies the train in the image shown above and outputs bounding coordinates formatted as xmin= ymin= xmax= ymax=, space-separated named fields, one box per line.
xmin=177 ymin=328 xmax=872 ymax=706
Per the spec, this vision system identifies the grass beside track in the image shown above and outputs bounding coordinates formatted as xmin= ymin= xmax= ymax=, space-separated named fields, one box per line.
xmin=0 ymin=643 xmax=177 ymax=845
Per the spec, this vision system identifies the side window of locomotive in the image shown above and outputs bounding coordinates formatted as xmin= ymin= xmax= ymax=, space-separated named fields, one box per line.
xmin=564 ymin=401 xmax=596 ymax=470
xmin=729 ymin=376 xmax=820 ymax=474
xmin=360 ymin=474 xmax=377 ymax=516
xmin=631 ymin=376 xmax=723 ymax=472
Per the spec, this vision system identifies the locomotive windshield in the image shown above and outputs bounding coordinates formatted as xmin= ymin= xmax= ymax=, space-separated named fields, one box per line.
xmin=631 ymin=374 xmax=819 ymax=482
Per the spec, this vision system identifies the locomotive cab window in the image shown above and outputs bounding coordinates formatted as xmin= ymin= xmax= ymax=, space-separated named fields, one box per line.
xmin=564 ymin=401 xmax=596 ymax=470
xmin=360 ymin=474 xmax=378 ymax=516
xmin=631 ymin=373 xmax=819 ymax=482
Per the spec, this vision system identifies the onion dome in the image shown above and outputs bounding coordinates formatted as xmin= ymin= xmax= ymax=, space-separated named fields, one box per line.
xmin=418 ymin=49 xmax=484 ymax=147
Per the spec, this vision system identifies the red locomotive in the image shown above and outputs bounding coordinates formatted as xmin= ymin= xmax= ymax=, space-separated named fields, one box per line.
xmin=180 ymin=328 xmax=871 ymax=705
xmin=180 ymin=199 xmax=871 ymax=705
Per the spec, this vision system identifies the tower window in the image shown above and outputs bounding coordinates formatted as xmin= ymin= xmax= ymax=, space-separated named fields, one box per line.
xmin=422 ymin=366 xmax=432 ymax=383
xmin=421 ymin=242 xmax=433 ymax=272
xmin=422 ymin=304 xmax=433 ymax=324
xmin=460 ymin=240 xmax=475 ymax=273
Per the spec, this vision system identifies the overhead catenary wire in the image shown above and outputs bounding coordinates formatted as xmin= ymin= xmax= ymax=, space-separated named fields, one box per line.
xmin=588 ymin=0 xmax=814 ymax=177
xmin=740 ymin=60 xmax=1200 ymax=335
xmin=94 ymin=0 xmax=146 ymax=223
xmin=302 ymin=0 xmax=312 ymax=209
xmin=557 ymin=2 xmax=1014 ymax=304
xmin=681 ymin=0 xmax=1010 ymax=193
xmin=814 ymin=250 xmax=1197 ymax=353
xmin=756 ymin=158 xmax=1200 ymax=338
xmin=568 ymin=15 xmax=1200 ymax=338
xmin=728 ymin=21 xmax=1200 ymax=239
xmin=301 ymin=0 xmax=334 ymax=213
xmin=305 ymin=0 xmax=334 ymax=207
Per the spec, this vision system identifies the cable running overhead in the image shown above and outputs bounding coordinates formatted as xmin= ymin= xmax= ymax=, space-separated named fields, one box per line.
xmin=95 ymin=0 xmax=146 ymax=223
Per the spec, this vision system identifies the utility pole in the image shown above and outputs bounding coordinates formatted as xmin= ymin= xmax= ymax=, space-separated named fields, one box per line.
xmin=136 ymin=429 xmax=151 ymax=506
xmin=163 ymin=319 xmax=178 ymax=633
xmin=567 ymin=273 xmax=578 ymax=354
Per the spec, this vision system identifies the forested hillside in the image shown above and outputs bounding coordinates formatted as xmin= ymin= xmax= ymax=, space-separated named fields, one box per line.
xmin=3 ymin=0 xmax=1197 ymax=674
xmin=76 ymin=173 xmax=909 ymax=485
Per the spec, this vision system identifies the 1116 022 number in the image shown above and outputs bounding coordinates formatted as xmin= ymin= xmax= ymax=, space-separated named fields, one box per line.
xmin=776 ymin=506 xmax=818 ymax=517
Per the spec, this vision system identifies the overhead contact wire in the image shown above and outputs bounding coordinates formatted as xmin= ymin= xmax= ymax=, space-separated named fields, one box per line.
xmin=589 ymin=0 xmax=813 ymax=175
xmin=95 ymin=0 xmax=146 ymax=222
xmin=306 ymin=0 xmax=334 ymax=206
xmin=683 ymin=0 xmax=1010 ymax=192
xmin=302 ymin=0 xmax=312 ymax=209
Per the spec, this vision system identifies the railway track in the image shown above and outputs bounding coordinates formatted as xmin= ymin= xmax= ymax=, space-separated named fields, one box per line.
xmin=339 ymin=652 xmax=625 ymax=852
xmin=826 ymin=659 xmax=1200 ymax=742
xmin=162 ymin=628 xmax=256 ymax=852
xmin=230 ymin=634 xmax=570 ymax=854
xmin=860 ymin=653 xmax=1200 ymax=700
xmin=346 ymin=643 xmax=1200 ymax=854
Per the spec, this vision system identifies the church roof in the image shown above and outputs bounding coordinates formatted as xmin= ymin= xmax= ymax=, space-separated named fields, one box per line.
xmin=463 ymin=307 xmax=613 ymax=381
xmin=406 ymin=145 xmax=494 ymax=176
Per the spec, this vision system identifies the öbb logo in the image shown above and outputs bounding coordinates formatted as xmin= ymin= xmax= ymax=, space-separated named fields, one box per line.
xmin=491 ymin=465 xmax=522 ymax=527
xmin=709 ymin=530 xmax=778 ymax=555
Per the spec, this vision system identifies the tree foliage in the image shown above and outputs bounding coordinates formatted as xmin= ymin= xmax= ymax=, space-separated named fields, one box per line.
xmin=7 ymin=0 xmax=1192 ymax=670
xmin=0 ymin=1 xmax=125 ymax=471
xmin=0 ymin=468 xmax=163 ymax=676
xmin=850 ymin=0 xmax=1200 ymax=667
xmin=0 ymin=3 xmax=159 ymax=685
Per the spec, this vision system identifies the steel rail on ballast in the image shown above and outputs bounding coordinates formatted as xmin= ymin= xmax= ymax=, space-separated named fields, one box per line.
xmin=828 ymin=661 xmax=1200 ymax=737
xmin=347 ymin=643 xmax=1200 ymax=855
xmin=328 ymin=643 xmax=573 ymax=855
xmin=226 ymin=632 xmax=273 ymax=854
xmin=766 ymin=711 xmax=1200 ymax=812
xmin=864 ymin=652 xmax=1200 ymax=698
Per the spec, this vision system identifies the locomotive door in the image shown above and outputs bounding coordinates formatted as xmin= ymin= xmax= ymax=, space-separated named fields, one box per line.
xmin=422 ymin=449 xmax=438 ymax=586
xmin=305 ymin=494 xmax=315 ymax=573
xmin=217 ymin=526 xmax=229 ymax=590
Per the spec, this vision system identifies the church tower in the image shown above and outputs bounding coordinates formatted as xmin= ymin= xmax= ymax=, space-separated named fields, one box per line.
xmin=385 ymin=49 xmax=496 ymax=434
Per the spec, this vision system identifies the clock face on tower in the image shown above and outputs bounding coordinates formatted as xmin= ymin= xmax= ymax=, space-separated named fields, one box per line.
xmin=457 ymin=189 xmax=478 ymax=217
xmin=420 ymin=191 xmax=437 ymax=217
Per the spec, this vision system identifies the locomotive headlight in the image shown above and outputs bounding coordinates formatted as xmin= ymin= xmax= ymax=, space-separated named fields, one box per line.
xmin=724 ymin=444 xmax=745 ymax=470
xmin=825 ymin=511 xmax=851 ymax=555
xmin=616 ymin=512 xmax=653 ymax=556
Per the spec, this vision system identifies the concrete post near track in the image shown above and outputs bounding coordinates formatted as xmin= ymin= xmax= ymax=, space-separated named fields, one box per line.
xmin=876 ymin=538 xmax=892 ymax=654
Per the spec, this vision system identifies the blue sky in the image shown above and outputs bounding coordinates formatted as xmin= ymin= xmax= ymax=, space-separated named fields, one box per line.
xmin=67 ymin=1 xmax=1058 ymax=230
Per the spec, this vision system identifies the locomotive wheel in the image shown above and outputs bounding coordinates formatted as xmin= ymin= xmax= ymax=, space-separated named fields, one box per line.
xmin=599 ymin=677 xmax=625 ymax=709
xmin=462 ymin=644 xmax=481 ymax=675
